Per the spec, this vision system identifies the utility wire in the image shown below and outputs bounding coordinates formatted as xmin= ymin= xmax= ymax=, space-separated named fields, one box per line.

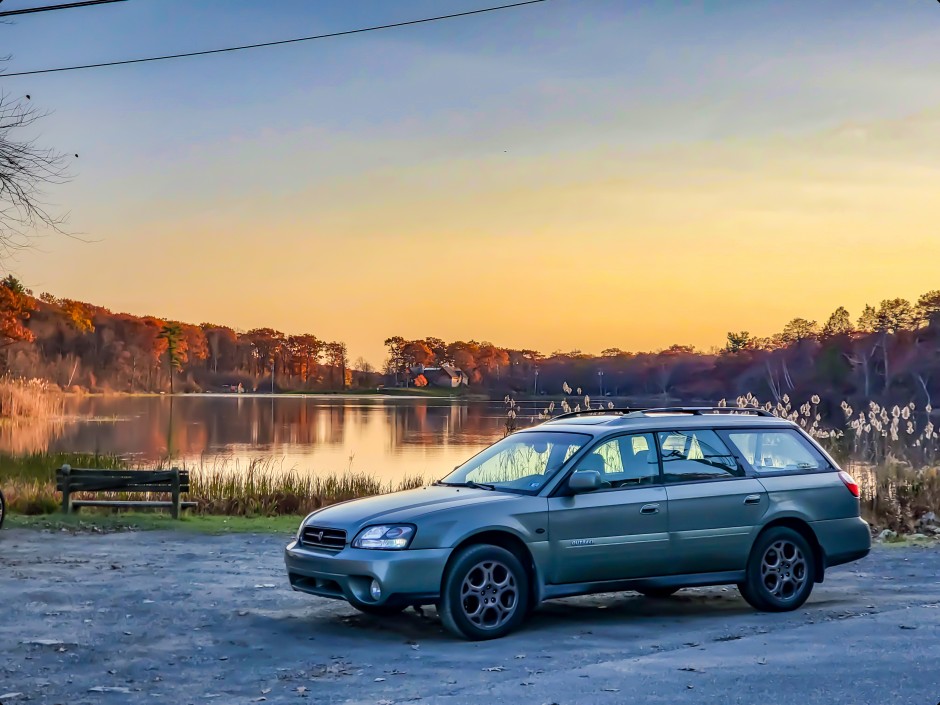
xmin=0 ymin=0 xmax=126 ymax=18
xmin=0 ymin=0 xmax=553 ymax=78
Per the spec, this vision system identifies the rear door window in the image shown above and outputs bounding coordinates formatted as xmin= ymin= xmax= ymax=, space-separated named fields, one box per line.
xmin=657 ymin=430 xmax=743 ymax=482
xmin=725 ymin=429 xmax=829 ymax=473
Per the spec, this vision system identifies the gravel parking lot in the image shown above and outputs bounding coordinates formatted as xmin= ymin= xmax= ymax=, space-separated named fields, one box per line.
xmin=1 ymin=529 xmax=939 ymax=705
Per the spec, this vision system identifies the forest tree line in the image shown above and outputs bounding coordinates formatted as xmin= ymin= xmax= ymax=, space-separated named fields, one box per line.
xmin=3 ymin=275 xmax=940 ymax=407
xmin=383 ymin=291 xmax=940 ymax=411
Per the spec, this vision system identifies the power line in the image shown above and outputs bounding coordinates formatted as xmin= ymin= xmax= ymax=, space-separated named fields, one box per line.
xmin=0 ymin=0 xmax=554 ymax=78
xmin=0 ymin=0 xmax=126 ymax=18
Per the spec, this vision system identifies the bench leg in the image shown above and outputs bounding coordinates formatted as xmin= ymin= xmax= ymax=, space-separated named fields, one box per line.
xmin=60 ymin=464 xmax=72 ymax=514
xmin=171 ymin=468 xmax=181 ymax=520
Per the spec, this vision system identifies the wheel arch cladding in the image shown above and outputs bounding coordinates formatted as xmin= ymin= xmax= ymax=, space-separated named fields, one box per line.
xmin=758 ymin=517 xmax=826 ymax=583
xmin=445 ymin=530 xmax=539 ymax=606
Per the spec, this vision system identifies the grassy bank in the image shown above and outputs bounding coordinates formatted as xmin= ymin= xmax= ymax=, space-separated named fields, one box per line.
xmin=1 ymin=453 xmax=426 ymax=518
xmin=6 ymin=512 xmax=300 ymax=534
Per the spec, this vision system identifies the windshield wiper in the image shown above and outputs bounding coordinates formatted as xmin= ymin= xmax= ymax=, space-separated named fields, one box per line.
xmin=465 ymin=480 xmax=497 ymax=491
xmin=435 ymin=480 xmax=497 ymax=491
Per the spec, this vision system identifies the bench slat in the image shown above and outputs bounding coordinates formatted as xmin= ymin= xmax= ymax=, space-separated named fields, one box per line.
xmin=57 ymin=485 xmax=190 ymax=492
xmin=56 ymin=470 xmax=189 ymax=480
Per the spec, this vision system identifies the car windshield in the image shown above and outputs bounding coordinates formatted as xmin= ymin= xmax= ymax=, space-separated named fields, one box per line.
xmin=438 ymin=431 xmax=590 ymax=494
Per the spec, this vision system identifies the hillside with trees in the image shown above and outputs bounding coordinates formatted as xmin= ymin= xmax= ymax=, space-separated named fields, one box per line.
xmin=0 ymin=276 xmax=363 ymax=393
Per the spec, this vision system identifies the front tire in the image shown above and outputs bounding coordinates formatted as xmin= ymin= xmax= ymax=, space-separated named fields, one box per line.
xmin=0 ymin=488 xmax=5 ymax=530
xmin=739 ymin=527 xmax=815 ymax=612
xmin=440 ymin=544 xmax=529 ymax=640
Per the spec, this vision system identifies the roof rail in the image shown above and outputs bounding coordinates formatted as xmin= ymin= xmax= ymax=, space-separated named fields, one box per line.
xmin=636 ymin=406 xmax=775 ymax=417
xmin=546 ymin=407 xmax=644 ymax=421
xmin=546 ymin=406 xmax=775 ymax=421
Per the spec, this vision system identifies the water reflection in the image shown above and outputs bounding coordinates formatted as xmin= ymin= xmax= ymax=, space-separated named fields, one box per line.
xmin=6 ymin=395 xmax=530 ymax=482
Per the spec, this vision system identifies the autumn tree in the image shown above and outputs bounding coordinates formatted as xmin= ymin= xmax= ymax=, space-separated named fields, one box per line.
xmin=246 ymin=328 xmax=285 ymax=379
xmin=287 ymin=334 xmax=322 ymax=384
xmin=0 ymin=275 xmax=35 ymax=353
xmin=476 ymin=343 xmax=510 ymax=383
xmin=181 ymin=324 xmax=208 ymax=369
xmin=60 ymin=299 xmax=95 ymax=334
xmin=422 ymin=337 xmax=448 ymax=363
xmin=202 ymin=324 xmax=238 ymax=374
xmin=324 ymin=341 xmax=348 ymax=389
xmin=402 ymin=340 xmax=434 ymax=367
xmin=383 ymin=336 xmax=407 ymax=384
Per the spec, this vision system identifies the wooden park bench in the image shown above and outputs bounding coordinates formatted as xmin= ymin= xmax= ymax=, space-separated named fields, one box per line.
xmin=56 ymin=465 xmax=196 ymax=519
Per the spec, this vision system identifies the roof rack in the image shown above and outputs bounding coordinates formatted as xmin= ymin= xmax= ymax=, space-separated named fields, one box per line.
xmin=546 ymin=407 xmax=644 ymax=421
xmin=547 ymin=406 xmax=775 ymax=421
xmin=638 ymin=406 xmax=775 ymax=417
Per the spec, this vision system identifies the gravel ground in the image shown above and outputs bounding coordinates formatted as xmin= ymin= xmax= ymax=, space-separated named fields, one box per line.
xmin=1 ymin=529 xmax=939 ymax=705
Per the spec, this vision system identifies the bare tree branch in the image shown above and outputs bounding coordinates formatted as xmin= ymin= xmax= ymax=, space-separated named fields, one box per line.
xmin=0 ymin=88 xmax=71 ymax=258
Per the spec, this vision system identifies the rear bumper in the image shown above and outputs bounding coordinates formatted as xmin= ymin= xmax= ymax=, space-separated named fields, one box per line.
xmin=812 ymin=517 xmax=872 ymax=568
xmin=284 ymin=541 xmax=449 ymax=608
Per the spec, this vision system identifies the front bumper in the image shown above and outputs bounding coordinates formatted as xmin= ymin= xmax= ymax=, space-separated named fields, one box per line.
xmin=284 ymin=540 xmax=450 ymax=608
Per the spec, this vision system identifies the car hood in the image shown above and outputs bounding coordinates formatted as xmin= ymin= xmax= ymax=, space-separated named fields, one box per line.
xmin=302 ymin=485 xmax=519 ymax=532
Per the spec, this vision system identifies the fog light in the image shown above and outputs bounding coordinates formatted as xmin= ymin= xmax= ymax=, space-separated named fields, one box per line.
xmin=370 ymin=580 xmax=382 ymax=601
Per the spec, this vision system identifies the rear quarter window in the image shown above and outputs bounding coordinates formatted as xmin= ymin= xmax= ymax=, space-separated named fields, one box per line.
xmin=725 ymin=429 xmax=830 ymax=473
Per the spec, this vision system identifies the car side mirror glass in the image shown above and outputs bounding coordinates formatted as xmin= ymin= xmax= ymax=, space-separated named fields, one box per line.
xmin=568 ymin=470 xmax=602 ymax=493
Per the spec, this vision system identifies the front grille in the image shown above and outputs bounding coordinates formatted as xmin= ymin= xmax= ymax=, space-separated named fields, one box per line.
xmin=300 ymin=526 xmax=347 ymax=552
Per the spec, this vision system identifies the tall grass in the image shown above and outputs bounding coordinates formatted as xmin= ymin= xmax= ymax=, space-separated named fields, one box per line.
xmin=190 ymin=460 xmax=425 ymax=516
xmin=0 ymin=377 xmax=64 ymax=419
xmin=0 ymin=453 xmax=426 ymax=517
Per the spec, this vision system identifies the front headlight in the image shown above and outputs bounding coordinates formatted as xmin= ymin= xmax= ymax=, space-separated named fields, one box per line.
xmin=352 ymin=524 xmax=416 ymax=550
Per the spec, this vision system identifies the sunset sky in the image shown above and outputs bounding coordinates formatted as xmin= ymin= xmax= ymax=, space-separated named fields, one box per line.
xmin=3 ymin=0 xmax=940 ymax=366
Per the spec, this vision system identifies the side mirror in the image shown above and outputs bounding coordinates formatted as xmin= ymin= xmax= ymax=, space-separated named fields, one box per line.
xmin=568 ymin=470 xmax=602 ymax=494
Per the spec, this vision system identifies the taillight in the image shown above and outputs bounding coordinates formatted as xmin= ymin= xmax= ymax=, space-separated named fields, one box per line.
xmin=839 ymin=470 xmax=860 ymax=498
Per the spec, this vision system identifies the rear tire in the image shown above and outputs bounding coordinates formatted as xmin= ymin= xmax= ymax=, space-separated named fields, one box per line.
xmin=0 ymin=488 xmax=5 ymax=530
xmin=350 ymin=602 xmax=407 ymax=617
xmin=440 ymin=544 xmax=529 ymax=640
xmin=739 ymin=526 xmax=815 ymax=612
xmin=637 ymin=587 xmax=679 ymax=599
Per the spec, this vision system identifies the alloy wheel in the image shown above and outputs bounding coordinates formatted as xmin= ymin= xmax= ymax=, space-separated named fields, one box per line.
xmin=460 ymin=559 xmax=518 ymax=631
xmin=760 ymin=539 xmax=807 ymax=601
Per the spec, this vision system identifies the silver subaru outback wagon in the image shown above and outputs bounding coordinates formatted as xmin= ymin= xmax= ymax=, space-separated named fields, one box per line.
xmin=284 ymin=407 xmax=871 ymax=640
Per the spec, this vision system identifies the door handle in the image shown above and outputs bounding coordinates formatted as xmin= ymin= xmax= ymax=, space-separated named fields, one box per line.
xmin=744 ymin=494 xmax=762 ymax=505
xmin=640 ymin=503 xmax=660 ymax=515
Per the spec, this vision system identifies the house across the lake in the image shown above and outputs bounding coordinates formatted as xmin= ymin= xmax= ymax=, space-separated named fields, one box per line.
xmin=411 ymin=364 xmax=469 ymax=388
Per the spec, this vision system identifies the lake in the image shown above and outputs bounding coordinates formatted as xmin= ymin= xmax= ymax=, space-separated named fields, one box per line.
xmin=3 ymin=395 xmax=541 ymax=482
